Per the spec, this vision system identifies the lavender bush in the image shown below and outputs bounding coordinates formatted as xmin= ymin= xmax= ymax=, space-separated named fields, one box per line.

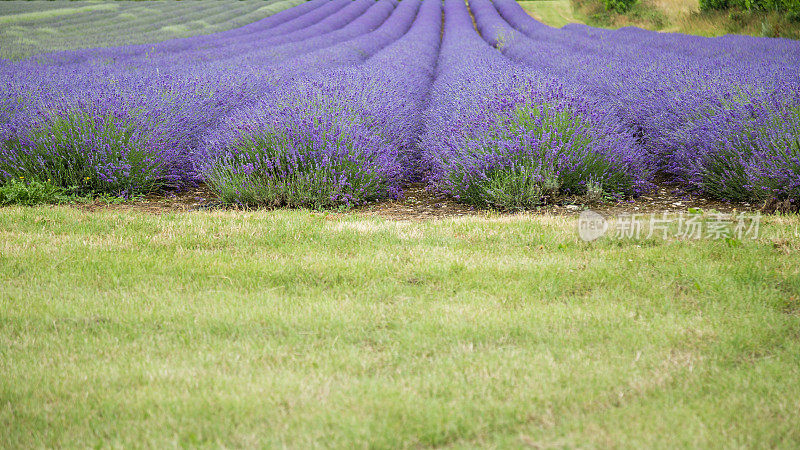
xmin=665 ymin=90 xmax=800 ymax=203
xmin=200 ymin=0 xmax=441 ymax=208
xmin=0 ymin=74 xmax=219 ymax=195
xmin=420 ymin=0 xmax=647 ymax=209
xmin=487 ymin=0 xmax=800 ymax=204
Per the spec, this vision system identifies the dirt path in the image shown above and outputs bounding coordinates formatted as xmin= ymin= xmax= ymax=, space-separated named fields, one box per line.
xmin=74 ymin=182 xmax=768 ymax=219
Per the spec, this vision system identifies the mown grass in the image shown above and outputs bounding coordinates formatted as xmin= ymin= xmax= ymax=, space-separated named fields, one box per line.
xmin=1 ymin=206 xmax=799 ymax=447
xmin=519 ymin=0 xmax=585 ymax=27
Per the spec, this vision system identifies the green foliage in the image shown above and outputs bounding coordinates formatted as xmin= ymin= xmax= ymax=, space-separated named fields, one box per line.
xmin=728 ymin=9 xmax=750 ymax=25
xmin=0 ymin=178 xmax=130 ymax=206
xmin=627 ymin=5 xmax=668 ymax=28
xmin=602 ymin=0 xmax=638 ymax=13
xmin=701 ymin=0 xmax=800 ymax=15
xmin=700 ymin=0 xmax=730 ymax=11
xmin=0 ymin=179 xmax=72 ymax=206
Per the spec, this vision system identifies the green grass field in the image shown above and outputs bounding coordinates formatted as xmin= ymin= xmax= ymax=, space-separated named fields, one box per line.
xmin=518 ymin=0 xmax=583 ymax=28
xmin=0 ymin=0 xmax=302 ymax=60
xmin=2 ymin=206 xmax=799 ymax=447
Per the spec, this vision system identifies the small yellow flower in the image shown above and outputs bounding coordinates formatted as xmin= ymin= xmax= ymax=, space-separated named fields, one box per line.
xmin=19 ymin=176 xmax=24 ymax=179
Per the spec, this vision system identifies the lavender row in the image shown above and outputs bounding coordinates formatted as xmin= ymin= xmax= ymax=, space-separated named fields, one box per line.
xmin=0 ymin=0 xmax=412 ymax=196
xmin=199 ymin=0 xmax=442 ymax=207
xmin=143 ymin=0 xmax=382 ymax=72
xmin=31 ymin=0 xmax=333 ymax=67
xmin=29 ymin=0 xmax=375 ymax=72
xmin=418 ymin=0 xmax=648 ymax=209
xmin=480 ymin=0 xmax=800 ymax=204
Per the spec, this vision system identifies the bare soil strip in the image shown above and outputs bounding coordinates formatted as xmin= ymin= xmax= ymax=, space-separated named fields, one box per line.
xmin=74 ymin=182 xmax=776 ymax=219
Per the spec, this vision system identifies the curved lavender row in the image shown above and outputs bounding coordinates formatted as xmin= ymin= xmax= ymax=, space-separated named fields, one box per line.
xmin=1 ymin=0 xmax=396 ymax=123
xmin=189 ymin=0 xmax=373 ymax=55
xmin=279 ymin=0 xmax=421 ymax=75
xmin=188 ymin=0 xmax=398 ymax=74
xmin=355 ymin=0 xmax=441 ymax=180
xmin=0 ymin=1 xmax=403 ymax=196
xmin=485 ymin=0 xmax=800 ymax=203
xmin=418 ymin=0 xmax=647 ymax=209
xmin=198 ymin=0 xmax=442 ymax=207
xmin=116 ymin=0 xmax=377 ymax=72
xmin=161 ymin=0 xmax=401 ymax=119
xmin=490 ymin=0 xmax=800 ymax=68
xmin=418 ymin=0 xmax=519 ymax=168
xmin=28 ymin=0 xmax=330 ymax=67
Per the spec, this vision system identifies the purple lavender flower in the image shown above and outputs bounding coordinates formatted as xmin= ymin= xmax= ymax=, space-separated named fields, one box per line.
xmin=199 ymin=0 xmax=441 ymax=207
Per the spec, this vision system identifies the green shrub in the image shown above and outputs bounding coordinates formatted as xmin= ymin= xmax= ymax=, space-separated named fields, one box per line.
xmin=728 ymin=9 xmax=749 ymax=25
xmin=700 ymin=0 xmax=730 ymax=10
xmin=0 ymin=179 xmax=71 ymax=206
xmin=629 ymin=6 xmax=668 ymax=28
xmin=602 ymin=0 xmax=638 ymax=13
xmin=702 ymin=0 xmax=800 ymax=14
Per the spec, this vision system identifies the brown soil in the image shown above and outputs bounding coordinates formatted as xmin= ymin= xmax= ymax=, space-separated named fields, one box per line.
xmin=358 ymin=183 xmax=485 ymax=220
xmin=357 ymin=183 xmax=762 ymax=219
xmin=762 ymin=197 xmax=800 ymax=215
xmin=76 ymin=184 xmax=216 ymax=214
xmin=73 ymin=182 xmax=771 ymax=220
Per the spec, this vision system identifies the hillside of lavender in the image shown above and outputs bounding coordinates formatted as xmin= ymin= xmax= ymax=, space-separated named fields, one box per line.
xmin=1 ymin=0 xmax=798 ymax=209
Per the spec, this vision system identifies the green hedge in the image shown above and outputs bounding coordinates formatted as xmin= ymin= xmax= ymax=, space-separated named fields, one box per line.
xmin=700 ymin=0 xmax=800 ymax=16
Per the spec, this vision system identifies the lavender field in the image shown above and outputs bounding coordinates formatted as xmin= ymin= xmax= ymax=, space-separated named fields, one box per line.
xmin=2 ymin=2 xmax=800 ymax=447
xmin=1 ymin=0 xmax=798 ymax=210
